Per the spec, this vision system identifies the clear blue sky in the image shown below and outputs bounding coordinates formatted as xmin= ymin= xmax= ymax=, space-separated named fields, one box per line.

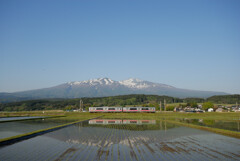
xmin=0 ymin=0 xmax=240 ymax=94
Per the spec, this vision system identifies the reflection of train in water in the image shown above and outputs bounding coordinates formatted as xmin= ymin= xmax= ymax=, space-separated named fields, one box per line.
xmin=89 ymin=107 xmax=155 ymax=113
xmin=89 ymin=119 xmax=156 ymax=125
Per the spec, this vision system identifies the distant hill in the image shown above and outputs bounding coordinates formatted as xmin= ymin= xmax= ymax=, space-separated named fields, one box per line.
xmin=207 ymin=94 xmax=240 ymax=104
xmin=0 ymin=92 xmax=34 ymax=103
xmin=0 ymin=78 xmax=228 ymax=103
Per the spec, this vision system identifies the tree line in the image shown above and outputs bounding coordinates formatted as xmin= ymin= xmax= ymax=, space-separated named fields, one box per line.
xmin=0 ymin=94 xmax=239 ymax=111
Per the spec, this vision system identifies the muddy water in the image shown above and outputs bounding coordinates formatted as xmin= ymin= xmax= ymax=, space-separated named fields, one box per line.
xmin=0 ymin=119 xmax=239 ymax=161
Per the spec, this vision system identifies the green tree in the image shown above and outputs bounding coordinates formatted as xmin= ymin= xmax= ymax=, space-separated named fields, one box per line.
xmin=154 ymin=103 xmax=160 ymax=110
xmin=190 ymin=102 xmax=198 ymax=108
xmin=65 ymin=105 xmax=74 ymax=111
xmin=202 ymin=102 xmax=214 ymax=111
xmin=166 ymin=105 xmax=175 ymax=111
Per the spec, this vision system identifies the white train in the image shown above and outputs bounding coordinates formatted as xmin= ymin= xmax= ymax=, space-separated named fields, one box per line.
xmin=123 ymin=107 xmax=155 ymax=113
xmin=89 ymin=107 xmax=155 ymax=113
xmin=89 ymin=107 xmax=122 ymax=113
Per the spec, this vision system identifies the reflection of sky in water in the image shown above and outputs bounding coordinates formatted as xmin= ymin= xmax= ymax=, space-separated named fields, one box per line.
xmin=178 ymin=118 xmax=240 ymax=132
xmin=0 ymin=116 xmax=45 ymax=122
xmin=0 ymin=118 xmax=75 ymax=139
xmin=0 ymin=120 xmax=239 ymax=161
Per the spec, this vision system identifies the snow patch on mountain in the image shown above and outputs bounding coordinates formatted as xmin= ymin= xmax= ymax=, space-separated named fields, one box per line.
xmin=68 ymin=78 xmax=116 ymax=86
xmin=67 ymin=78 xmax=175 ymax=89
xmin=119 ymin=78 xmax=151 ymax=89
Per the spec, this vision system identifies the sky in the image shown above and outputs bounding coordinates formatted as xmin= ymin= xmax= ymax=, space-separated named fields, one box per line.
xmin=0 ymin=0 xmax=240 ymax=94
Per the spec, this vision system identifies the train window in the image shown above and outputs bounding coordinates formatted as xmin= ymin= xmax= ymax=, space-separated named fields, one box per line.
xmin=96 ymin=108 xmax=103 ymax=110
xmin=130 ymin=108 xmax=137 ymax=110
xmin=142 ymin=108 xmax=149 ymax=110
xmin=108 ymin=108 xmax=115 ymax=110
xmin=96 ymin=121 xmax=103 ymax=123
xmin=130 ymin=121 xmax=137 ymax=123
xmin=108 ymin=121 xmax=115 ymax=123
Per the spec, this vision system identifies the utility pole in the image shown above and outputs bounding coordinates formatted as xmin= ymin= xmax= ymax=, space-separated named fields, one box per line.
xmin=164 ymin=99 xmax=166 ymax=112
xmin=80 ymin=99 xmax=83 ymax=112
xmin=160 ymin=101 xmax=162 ymax=112
xmin=164 ymin=120 xmax=166 ymax=132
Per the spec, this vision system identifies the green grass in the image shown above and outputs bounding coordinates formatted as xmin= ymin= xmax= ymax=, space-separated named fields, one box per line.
xmin=1 ymin=111 xmax=239 ymax=121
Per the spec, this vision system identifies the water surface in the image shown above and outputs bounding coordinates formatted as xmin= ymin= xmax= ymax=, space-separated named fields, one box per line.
xmin=0 ymin=119 xmax=239 ymax=161
xmin=0 ymin=118 xmax=77 ymax=139
xmin=178 ymin=118 xmax=240 ymax=132
xmin=0 ymin=116 xmax=45 ymax=122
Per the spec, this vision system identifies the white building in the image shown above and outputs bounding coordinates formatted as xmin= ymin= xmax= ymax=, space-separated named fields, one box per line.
xmin=208 ymin=108 xmax=214 ymax=112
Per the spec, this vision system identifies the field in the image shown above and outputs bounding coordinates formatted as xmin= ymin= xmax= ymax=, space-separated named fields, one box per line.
xmin=1 ymin=110 xmax=239 ymax=119
xmin=1 ymin=111 xmax=239 ymax=139
xmin=0 ymin=111 xmax=240 ymax=161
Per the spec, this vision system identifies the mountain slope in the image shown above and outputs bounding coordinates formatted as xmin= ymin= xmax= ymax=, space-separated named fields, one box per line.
xmin=0 ymin=78 xmax=228 ymax=102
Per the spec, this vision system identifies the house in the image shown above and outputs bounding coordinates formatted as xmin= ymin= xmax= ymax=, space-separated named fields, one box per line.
xmin=208 ymin=108 xmax=214 ymax=112
xmin=232 ymin=107 xmax=240 ymax=112
xmin=195 ymin=108 xmax=201 ymax=112
xmin=174 ymin=107 xmax=178 ymax=112
xmin=216 ymin=108 xmax=223 ymax=112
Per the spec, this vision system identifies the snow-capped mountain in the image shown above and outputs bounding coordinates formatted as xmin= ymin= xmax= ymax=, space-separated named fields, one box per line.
xmin=119 ymin=78 xmax=174 ymax=89
xmin=67 ymin=78 xmax=174 ymax=89
xmin=67 ymin=78 xmax=117 ymax=86
xmin=119 ymin=78 xmax=153 ymax=88
xmin=0 ymin=78 xmax=228 ymax=101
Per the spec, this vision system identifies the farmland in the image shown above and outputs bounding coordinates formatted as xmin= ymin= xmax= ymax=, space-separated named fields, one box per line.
xmin=0 ymin=111 xmax=239 ymax=161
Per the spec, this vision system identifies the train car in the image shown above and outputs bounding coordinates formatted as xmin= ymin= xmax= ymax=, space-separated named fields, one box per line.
xmin=141 ymin=107 xmax=155 ymax=113
xmin=89 ymin=107 xmax=122 ymax=113
xmin=123 ymin=107 xmax=155 ymax=113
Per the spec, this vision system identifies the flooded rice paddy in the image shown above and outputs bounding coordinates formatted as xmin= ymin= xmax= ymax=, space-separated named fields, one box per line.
xmin=0 ymin=116 xmax=45 ymax=122
xmin=0 ymin=118 xmax=78 ymax=139
xmin=178 ymin=118 xmax=240 ymax=132
xmin=0 ymin=119 xmax=239 ymax=161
